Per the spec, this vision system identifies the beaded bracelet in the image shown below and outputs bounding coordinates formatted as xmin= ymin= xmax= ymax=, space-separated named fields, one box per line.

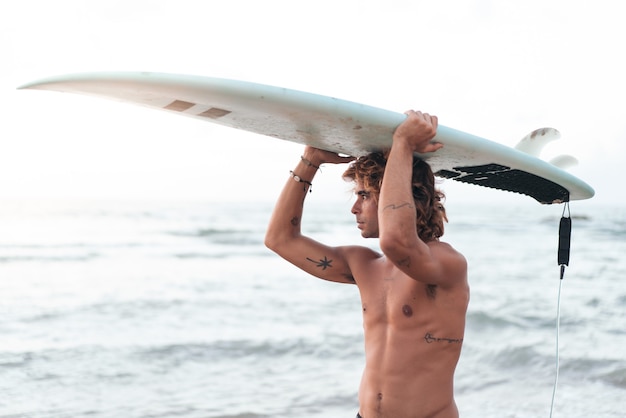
xmin=300 ymin=156 xmax=320 ymax=170
xmin=289 ymin=170 xmax=313 ymax=193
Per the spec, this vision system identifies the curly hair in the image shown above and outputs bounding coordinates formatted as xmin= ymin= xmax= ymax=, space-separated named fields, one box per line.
xmin=342 ymin=151 xmax=447 ymax=242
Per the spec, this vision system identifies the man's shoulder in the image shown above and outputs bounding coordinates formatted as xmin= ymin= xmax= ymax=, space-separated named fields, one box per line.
xmin=429 ymin=240 xmax=464 ymax=259
xmin=339 ymin=244 xmax=382 ymax=261
xmin=338 ymin=245 xmax=385 ymax=285
xmin=428 ymin=240 xmax=468 ymax=283
xmin=339 ymin=245 xmax=383 ymax=269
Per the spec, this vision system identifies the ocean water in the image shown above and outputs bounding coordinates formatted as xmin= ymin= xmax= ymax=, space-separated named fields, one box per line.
xmin=0 ymin=198 xmax=624 ymax=418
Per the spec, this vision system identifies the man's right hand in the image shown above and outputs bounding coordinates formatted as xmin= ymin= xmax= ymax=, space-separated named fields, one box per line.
xmin=393 ymin=110 xmax=442 ymax=154
xmin=303 ymin=146 xmax=355 ymax=166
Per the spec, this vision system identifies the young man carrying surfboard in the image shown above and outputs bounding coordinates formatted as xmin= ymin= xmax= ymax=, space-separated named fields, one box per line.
xmin=265 ymin=110 xmax=469 ymax=418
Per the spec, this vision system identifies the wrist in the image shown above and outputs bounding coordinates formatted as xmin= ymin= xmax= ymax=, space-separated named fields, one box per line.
xmin=391 ymin=134 xmax=414 ymax=154
xmin=302 ymin=146 xmax=327 ymax=168
xmin=289 ymin=155 xmax=320 ymax=194
xmin=300 ymin=155 xmax=320 ymax=170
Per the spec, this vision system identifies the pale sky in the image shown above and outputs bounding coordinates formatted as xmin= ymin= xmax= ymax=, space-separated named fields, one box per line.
xmin=1 ymin=0 xmax=623 ymax=208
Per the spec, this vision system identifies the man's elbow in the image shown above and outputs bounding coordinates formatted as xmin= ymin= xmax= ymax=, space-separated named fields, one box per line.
xmin=264 ymin=228 xmax=293 ymax=254
xmin=264 ymin=230 xmax=280 ymax=252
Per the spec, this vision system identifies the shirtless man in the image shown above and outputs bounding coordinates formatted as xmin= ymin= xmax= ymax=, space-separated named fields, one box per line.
xmin=265 ymin=110 xmax=469 ymax=418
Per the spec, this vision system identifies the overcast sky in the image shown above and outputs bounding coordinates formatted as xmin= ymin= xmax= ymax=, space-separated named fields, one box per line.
xmin=1 ymin=0 xmax=623 ymax=209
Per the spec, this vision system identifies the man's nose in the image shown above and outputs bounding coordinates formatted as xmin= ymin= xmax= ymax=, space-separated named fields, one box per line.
xmin=351 ymin=200 xmax=360 ymax=214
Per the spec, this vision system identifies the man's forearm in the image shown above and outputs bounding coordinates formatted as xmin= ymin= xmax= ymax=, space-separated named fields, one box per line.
xmin=264 ymin=155 xmax=320 ymax=250
xmin=378 ymin=139 xmax=418 ymax=247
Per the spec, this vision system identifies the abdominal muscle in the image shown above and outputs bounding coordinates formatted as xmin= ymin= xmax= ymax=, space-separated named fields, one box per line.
xmin=358 ymin=327 xmax=460 ymax=418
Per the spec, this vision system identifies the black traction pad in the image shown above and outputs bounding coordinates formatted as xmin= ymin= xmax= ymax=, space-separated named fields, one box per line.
xmin=435 ymin=164 xmax=569 ymax=204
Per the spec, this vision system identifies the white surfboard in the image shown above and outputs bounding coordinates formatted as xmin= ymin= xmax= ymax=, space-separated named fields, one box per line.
xmin=19 ymin=72 xmax=594 ymax=204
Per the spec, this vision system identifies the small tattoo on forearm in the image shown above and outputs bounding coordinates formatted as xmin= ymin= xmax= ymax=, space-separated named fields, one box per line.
xmin=383 ymin=202 xmax=414 ymax=211
xmin=424 ymin=332 xmax=463 ymax=344
xmin=306 ymin=256 xmax=333 ymax=270
xmin=290 ymin=216 xmax=299 ymax=226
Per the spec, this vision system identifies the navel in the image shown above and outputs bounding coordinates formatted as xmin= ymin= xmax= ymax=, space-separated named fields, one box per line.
xmin=402 ymin=304 xmax=413 ymax=317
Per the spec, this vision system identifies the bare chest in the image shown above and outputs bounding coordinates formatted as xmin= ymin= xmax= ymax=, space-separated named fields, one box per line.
xmin=357 ymin=268 xmax=438 ymax=328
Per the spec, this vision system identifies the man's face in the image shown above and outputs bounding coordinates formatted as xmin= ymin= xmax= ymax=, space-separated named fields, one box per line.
xmin=351 ymin=181 xmax=379 ymax=239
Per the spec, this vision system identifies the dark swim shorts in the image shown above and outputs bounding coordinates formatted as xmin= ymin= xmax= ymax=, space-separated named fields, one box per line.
xmin=356 ymin=414 xmax=363 ymax=418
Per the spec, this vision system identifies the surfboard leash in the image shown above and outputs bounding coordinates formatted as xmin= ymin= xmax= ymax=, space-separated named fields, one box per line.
xmin=558 ymin=203 xmax=572 ymax=279
xmin=550 ymin=202 xmax=571 ymax=417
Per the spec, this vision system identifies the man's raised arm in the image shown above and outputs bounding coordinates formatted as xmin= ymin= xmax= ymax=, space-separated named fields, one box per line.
xmin=264 ymin=146 xmax=356 ymax=284
xmin=377 ymin=111 xmax=461 ymax=286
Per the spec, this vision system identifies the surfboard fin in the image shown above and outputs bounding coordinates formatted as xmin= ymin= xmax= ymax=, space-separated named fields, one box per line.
xmin=548 ymin=155 xmax=579 ymax=170
xmin=515 ymin=128 xmax=561 ymax=156
xmin=516 ymin=128 xmax=580 ymax=170
xmin=515 ymin=128 xmax=561 ymax=157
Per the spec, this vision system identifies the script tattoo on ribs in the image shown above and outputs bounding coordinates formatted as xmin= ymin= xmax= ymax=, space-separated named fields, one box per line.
xmin=306 ymin=256 xmax=333 ymax=270
xmin=424 ymin=332 xmax=463 ymax=344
